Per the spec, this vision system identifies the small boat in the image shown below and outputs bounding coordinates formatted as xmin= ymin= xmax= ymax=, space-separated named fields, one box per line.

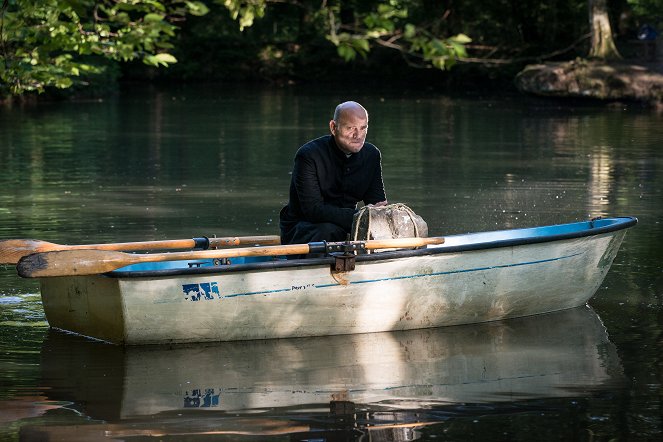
xmin=35 ymin=216 xmax=636 ymax=344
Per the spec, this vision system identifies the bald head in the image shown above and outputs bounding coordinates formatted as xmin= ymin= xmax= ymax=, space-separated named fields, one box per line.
xmin=333 ymin=101 xmax=368 ymax=123
xmin=329 ymin=101 xmax=369 ymax=155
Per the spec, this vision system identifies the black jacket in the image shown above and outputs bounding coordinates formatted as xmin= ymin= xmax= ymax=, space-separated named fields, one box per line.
xmin=280 ymin=135 xmax=386 ymax=237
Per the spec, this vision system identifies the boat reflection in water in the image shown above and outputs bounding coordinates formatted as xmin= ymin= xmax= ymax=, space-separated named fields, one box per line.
xmin=26 ymin=306 xmax=623 ymax=440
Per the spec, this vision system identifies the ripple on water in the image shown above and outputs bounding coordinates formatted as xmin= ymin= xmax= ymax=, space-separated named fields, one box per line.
xmin=0 ymin=296 xmax=23 ymax=304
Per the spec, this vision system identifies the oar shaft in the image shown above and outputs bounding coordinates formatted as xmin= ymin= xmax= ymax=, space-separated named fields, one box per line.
xmin=63 ymin=235 xmax=280 ymax=251
xmin=209 ymin=235 xmax=281 ymax=248
xmin=68 ymin=238 xmax=205 ymax=251
xmin=364 ymin=237 xmax=441 ymax=249
xmin=127 ymin=243 xmax=314 ymax=264
xmin=16 ymin=237 xmax=444 ymax=278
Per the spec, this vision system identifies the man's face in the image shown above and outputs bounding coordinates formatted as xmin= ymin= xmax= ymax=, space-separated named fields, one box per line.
xmin=330 ymin=110 xmax=368 ymax=155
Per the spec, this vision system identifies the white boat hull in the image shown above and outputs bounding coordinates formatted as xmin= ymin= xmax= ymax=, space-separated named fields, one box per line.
xmin=38 ymin=217 xmax=634 ymax=344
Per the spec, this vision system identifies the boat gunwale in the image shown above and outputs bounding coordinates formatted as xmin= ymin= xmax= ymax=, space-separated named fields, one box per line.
xmin=106 ymin=216 xmax=638 ymax=279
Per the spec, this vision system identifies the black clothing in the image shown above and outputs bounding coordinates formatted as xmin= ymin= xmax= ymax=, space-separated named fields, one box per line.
xmin=281 ymin=221 xmax=347 ymax=245
xmin=280 ymin=135 xmax=386 ymax=245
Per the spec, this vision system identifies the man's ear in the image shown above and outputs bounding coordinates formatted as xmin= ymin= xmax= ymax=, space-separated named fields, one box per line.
xmin=329 ymin=119 xmax=336 ymax=135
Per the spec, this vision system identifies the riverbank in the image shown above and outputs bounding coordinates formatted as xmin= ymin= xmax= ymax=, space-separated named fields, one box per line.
xmin=4 ymin=55 xmax=663 ymax=108
xmin=514 ymin=58 xmax=663 ymax=107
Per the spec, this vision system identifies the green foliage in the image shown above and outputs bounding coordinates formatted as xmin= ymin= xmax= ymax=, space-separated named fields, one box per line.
xmin=3 ymin=0 xmax=646 ymax=97
xmin=314 ymin=1 xmax=473 ymax=70
xmin=0 ymin=0 xmax=209 ymax=96
xmin=219 ymin=0 xmax=266 ymax=30
xmin=211 ymin=0 xmax=470 ymax=70
xmin=332 ymin=1 xmax=471 ymax=70
xmin=627 ymin=0 xmax=663 ymax=21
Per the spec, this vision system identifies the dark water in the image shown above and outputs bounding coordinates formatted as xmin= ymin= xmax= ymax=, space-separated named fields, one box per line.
xmin=0 ymin=85 xmax=661 ymax=440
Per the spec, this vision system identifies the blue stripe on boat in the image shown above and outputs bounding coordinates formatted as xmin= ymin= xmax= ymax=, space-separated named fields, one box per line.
xmin=221 ymin=252 xmax=583 ymax=298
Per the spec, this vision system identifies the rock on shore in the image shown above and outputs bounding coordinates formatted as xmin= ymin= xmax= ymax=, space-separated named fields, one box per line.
xmin=515 ymin=59 xmax=663 ymax=106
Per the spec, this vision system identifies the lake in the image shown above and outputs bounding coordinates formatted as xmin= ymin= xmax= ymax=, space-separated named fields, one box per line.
xmin=0 ymin=84 xmax=661 ymax=440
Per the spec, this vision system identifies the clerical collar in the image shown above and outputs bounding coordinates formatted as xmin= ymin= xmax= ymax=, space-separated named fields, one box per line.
xmin=330 ymin=135 xmax=354 ymax=158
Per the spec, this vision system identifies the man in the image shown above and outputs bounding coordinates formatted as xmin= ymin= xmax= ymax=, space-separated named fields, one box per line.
xmin=280 ymin=101 xmax=388 ymax=246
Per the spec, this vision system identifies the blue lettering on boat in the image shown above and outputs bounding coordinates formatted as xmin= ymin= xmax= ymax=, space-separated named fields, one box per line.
xmin=182 ymin=282 xmax=220 ymax=301
xmin=184 ymin=388 xmax=220 ymax=407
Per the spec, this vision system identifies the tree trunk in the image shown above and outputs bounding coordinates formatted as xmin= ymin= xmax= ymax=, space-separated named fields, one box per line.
xmin=588 ymin=0 xmax=622 ymax=60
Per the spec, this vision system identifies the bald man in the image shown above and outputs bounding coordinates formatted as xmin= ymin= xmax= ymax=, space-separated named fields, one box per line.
xmin=279 ymin=101 xmax=388 ymax=247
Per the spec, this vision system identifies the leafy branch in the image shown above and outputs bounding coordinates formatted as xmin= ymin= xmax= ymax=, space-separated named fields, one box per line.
xmin=0 ymin=0 xmax=209 ymax=96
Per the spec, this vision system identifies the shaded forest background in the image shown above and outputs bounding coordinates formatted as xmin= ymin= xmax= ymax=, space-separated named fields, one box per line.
xmin=2 ymin=0 xmax=662 ymax=99
xmin=150 ymin=0 xmax=648 ymax=84
xmin=130 ymin=0 xmax=660 ymax=87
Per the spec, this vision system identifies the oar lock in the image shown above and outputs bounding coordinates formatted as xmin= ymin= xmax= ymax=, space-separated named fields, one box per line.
xmin=317 ymin=241 xmax=366 ymax=273
xmin=325 ymin=241 xmax=366 ymax=254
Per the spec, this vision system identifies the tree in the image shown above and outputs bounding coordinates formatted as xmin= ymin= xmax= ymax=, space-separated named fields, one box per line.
xmin=223 ymin=0 xmax=471 ymax=70
xmin=588 ymin=0 xmax=622 ymax=59
xmin=0 ymin=0 xmax=209 ymax=97
xmin=0 ymin=0 xmax=472 ymax=98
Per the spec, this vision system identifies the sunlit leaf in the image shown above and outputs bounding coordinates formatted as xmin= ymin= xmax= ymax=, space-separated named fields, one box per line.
xmin=404 ymin=23 xmax=416 ymax=39
xmin=144 ymin=13 xmax=165 ymax=23
xmin=356 ymin=38 xmax=370 ymax=53
xmin=449 ymin=41 xmax=467 ymax=58
xmin=186 ymin=1 xmax=210 ymax=16
xmin=144 ymin=52 xmax=178 ymax=67
xmin=338 ymin=45 xmax=356 ymax=61
xmin=450 ymin=33 xmax=472 ymax=44
xmin=55 ymin=77 xmax=73 ymax=88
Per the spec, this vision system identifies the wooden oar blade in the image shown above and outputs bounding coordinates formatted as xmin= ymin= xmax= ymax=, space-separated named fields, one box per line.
xmin=15 ymin=243 xmax=311 ymax=278
xmin=0 ymin=239 xmax=60 ymax=265
xmin=17 ymin=250 xmax=131 ymax=278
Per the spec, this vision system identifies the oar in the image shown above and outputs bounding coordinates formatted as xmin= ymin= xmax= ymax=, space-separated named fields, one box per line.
xmin=17 ymin=237 xmax=444 ymax=278
xmin=0 ymin=235 xmax=281 ymax=265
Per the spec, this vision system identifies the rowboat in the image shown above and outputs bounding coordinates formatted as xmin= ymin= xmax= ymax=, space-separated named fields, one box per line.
xmin=24 ymin=216 xmax=636 ymax=344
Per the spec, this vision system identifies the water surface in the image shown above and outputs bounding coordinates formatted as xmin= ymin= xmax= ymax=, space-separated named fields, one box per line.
xmin=0 ymin=85 xmax=661 ymax=440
